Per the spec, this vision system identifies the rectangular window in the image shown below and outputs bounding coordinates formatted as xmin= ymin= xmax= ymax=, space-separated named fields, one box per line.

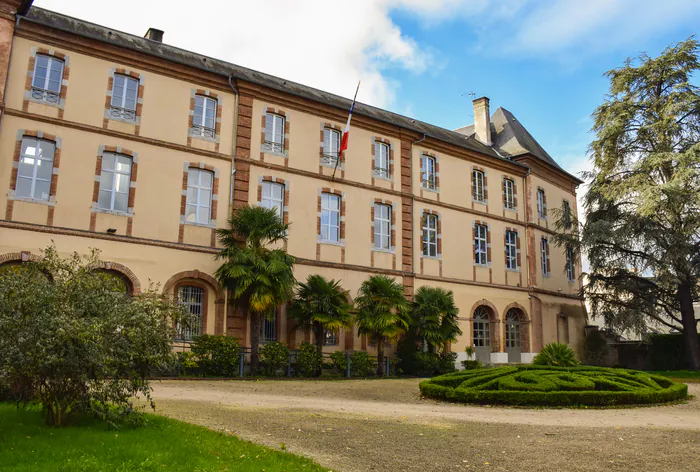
xmin=261 ymin=181 xmax=284 ymax=218
xmin=322 ymin=128 xmax=341 ymax=166
xmin=421 ymin=155 xmax=436 ymax=190
xmin=505 ymin=230 xmax=518 ymax=270
xmin=566 ymin=246 xmax=575 ymax=282
xmin=503 ymin=178 xmax=515 ymax=210
xmin=31 ymin=54 xmax=63 ymax=104
xmin=474 ymin=223 xmax=488 ymax=265
xmin=373 ymin=203 xmax=392 ymax=250
xmin=473 ymin=169 xmax=485 ymax=202
xmin=374 ymin=142 xmax=390 ymax=178
xmin=193 ymin=95 xmax=217 ymax=138
xmin=97 ymin=153 xmax=132 ymax=213
xmin=563 ymin=200 xmax=572 ymax=229
xmin=537 ymin=188 xmax=546 ymax=219
xmin=541 ymin=238 xmax=550 ymax=276
xmin=177 ymin=285 xmax=203 ymax=341
xmin=15 ymin=137 xmax=55 ymax=201
xmin=261 ymin=313 xmax=277 ymax=343
xmin=320 ymin=193 xmax=341 ymax=242
xmin=185 ymin=169 xmax=213 ymax=225
xmin=264 ymin=113 xmax=285 ymax=154
xmin=111 ymin=74 xmax=138 ymax=118
xmin=422 ymin=213 xmax=438 ymax=257
xmin=325 ymin=329 xmax=338 ymax=346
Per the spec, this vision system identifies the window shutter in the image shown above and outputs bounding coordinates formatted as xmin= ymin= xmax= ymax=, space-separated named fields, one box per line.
xmin=546 ymin=242 xmax=551 ymax=273
xmin=371 ymin=204 xmax=375 ymax=246
xmin=504 ymin=231 xmax=508 ymax=265
xmin=502 ymin=179 xmax=506 ymax=205
xmin=513 ymin=182 xmax=518 ymax=208
xmin=472 ymin=170 xmax=477 ymax=199
xmin=483 ymin=173 xmax=488 ymax=200
xmin=486 ymin=225 xmax=491 ymax=263
xmin=472 ymin=224 xmax=477 ymax=260
xmin=543 ymin=191 xmax=547 ymax=217
xmin=516 ymin=233 xmax=521 ymax=268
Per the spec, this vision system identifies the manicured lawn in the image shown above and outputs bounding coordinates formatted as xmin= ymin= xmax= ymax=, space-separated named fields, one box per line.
xmin=0 ymin=403 xmax=327 ymax=472
xmin=650 ymin=370 xmax=700 ymax=383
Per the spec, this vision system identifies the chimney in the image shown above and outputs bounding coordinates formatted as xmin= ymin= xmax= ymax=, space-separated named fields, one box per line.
xmin=472 ymin=96 xmax=492 ymax=146
xmin=144 ymin=28 xmax=164 ymax=43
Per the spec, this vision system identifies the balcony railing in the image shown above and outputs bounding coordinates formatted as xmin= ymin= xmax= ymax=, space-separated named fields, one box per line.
xmin=191 ymin=124 xmax=216 ymax=139
xmin=109 ymin=105 xmax=137 ymax=122
xmin=31 ymin=87 xmax=60 ymax=104
xmin=262 ymin=140 xmax=285 ymax=154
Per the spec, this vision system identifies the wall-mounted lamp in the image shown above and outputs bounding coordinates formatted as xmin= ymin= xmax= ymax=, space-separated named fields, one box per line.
xmin=106 ymin=228 xmax=117 ymax=234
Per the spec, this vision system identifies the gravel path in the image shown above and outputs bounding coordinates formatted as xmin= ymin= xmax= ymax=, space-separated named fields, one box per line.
xmin=151 ymin=379 xmax=700 ymax=471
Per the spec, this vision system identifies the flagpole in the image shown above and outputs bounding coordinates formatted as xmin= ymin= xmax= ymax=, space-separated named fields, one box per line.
xmin=332 ymin=81 xmax=361 ymax=180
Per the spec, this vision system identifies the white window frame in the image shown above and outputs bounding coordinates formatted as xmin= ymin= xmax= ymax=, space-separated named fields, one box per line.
xmin=473 ymin=169 xmax=485 ymax=202
xmin=264 ymin=113 xmax=285 ymax=154
xmin=193 ymin=95 xmax=217 ymax=137
xmin=422 ymin=213 xmax=438 ymax=257
xmin=261 ymin=314 xmax=277 ymax=343
xmin=374 ymin=142 xmax=390 ymax=178
xmin=503 ymin=178 xmax=515 ymax=210
xmin=324 ymin=329 xmax=338 ymax=346
xmin=422 ymin=155 xmax=436 ymax=190
xmin=15 ymin=137 xmax=55 ymax=202
xmin=566 ymin=247 xmax=575 ymax=282
xmin=537 ymin=188 xmax=546 ymax=219
xmin=261 ymin=181 xmax=284 ymax=218
xmin=320 ymin=192 xmax=341 ymax=243
xmin=474 ymin=223 xmax=488 ymax=265
xmin=505 ymin=230 xmax=518 ymax=270
xmin=31 ymin=54 xmax=63 ymax=103
xmin=177 ymin=285 xmax=203 ymax=341
xmin=111 ymin=74 xmax=138 ymax=111
xmin=322 ymin=128 xmax=341 ymax=166
xmin=185 ymin=168 xmax=213 ymax=225
xmin=541 ymin=238 xmax=549 ymax=276
xmin=97 ymin=153 xmax=132 ymax=213
xmin=374 ymin=203 xmax=392 ymax=250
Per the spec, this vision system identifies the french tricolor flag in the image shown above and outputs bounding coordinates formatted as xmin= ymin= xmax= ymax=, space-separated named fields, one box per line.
xmin=338 ymin=81 xmax=361 ymax=159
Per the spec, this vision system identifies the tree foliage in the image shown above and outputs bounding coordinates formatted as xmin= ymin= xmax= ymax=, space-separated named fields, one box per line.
xmin=0 ymin=247 xmax=182 ymax=427
xmin=411 ymin=286 xmax=462 ymax=353
xmin=288 ymin=274 xmax=352 ymax=375
xmin=215 ymin=205 xmax=296 ymax=375
xmin=355 ymin=275 xmax=410 ymax=376
xmin=558 ymin=38 xmax=700 ymax=369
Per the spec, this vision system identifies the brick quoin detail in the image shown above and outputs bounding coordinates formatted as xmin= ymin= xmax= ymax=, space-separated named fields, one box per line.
xmin=5 ymin=130 xmax=62 ymax=224
xmin=103 ymin=68 xmax=145 ymax=135
xmin=419 ymin=151 xmax=439 ymax=199
xmin=471 ymin=165 xmax=489 ymax=209
xmin=233 ymin=94 xmax=253 ymax=210
xmin=90 ymin=145 xmax=138 ymax=235
xmin=179 ymin=162 xmax=220 ymax=247
xmin=371 ymin=136 xmax=395 ymax=190
xmin=399 ymin=136 xmax=414 ymax=300
xmin=0 ymin=251 xmax=42 ymax=265
xmin=187 ymin=88 xmax=222 ymax=152
xmin=370 ymin=198 xmax=397 ymax=270
xmin=23 ymin=47 xmax=71 ymax=119
xmin=316 ymin=187 xmax=346 ymax=263
xmin=97 ymin=260 xmax=141 ymax=294
xmin=472 ymin=219 xmax=492 ymax=265
xmin=319 ymin=122 xmax=344 ymax=178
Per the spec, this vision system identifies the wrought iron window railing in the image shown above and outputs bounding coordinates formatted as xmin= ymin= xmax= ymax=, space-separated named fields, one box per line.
xmin=320 ymin=153 xmax=340 ymax=167
xmin=109 ymin=105 xmax=137 ymax=122
xmin=262 ymin=140 xmax=284 ymax=154
xmin=191 ymin=124 xmax=216 ymax=139
xmin=374 ymin=166 xmax=390 ymax=179
xmin=421 ymin=175 xmax=436 ymax=190
xmin=31 ymin=87 xmax=60 ymax=104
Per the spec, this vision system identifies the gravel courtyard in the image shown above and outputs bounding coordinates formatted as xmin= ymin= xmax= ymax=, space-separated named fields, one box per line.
xmin=151 ymin=379 xmax=700 ymax=472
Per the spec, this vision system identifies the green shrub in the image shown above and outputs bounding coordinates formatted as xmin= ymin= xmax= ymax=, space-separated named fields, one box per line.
xmin=330 ymin=351 xmax=349 ymax=374
xmin=419 ymin=365 xmax=688 ymax=406
xmin=177 ymin=351 xmax=200 ymax=376
xmin=533 ymin=342 xmax=579 ymax=367
xmin=259 ymin=341 xmax=289 ymax=376
xmin=190 ymin=335 xmax=241 ymax=377
xmin=350 ymin=351 xmax=374 ymax=377
xmin=461 ymin=359 xmax=482 ymax=370
xmin=296 ymin=342 xmax=323 ymax=377
xmin=647 ymin=334 xmax=690 ymax=370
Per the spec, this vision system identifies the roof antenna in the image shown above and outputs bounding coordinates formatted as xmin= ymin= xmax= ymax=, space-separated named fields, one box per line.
xmin=461 ymin=92 xmax=476 ymax=117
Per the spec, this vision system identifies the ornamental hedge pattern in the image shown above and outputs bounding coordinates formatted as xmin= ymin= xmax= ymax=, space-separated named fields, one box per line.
xmin=419 ymin=365 xmax=688 ymax=407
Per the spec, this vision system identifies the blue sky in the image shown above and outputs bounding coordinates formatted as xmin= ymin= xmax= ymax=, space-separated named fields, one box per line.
xmin=35 ymin=0 xmax=700 ymax=179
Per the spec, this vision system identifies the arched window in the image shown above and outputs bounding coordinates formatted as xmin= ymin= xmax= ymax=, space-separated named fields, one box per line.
xmin=94 ymin=268 xmax=132 ymax=295
xmin=505 ymin=309 xmax=521 ymax=350
xmin=473 ymin=307 xmax=490 ymax=348
xmin=177 ymin=285 xmax=204 ymax=341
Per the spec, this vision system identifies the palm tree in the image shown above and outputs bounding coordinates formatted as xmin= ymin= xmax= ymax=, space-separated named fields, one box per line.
xmin=412 ymin=286 xmax=462 ymax=353
xmin=215 ymin=205 xmax=296 ymax=375
xmin=288 ymin=275 xmax=352 ymax=375
xmin=355 ymin=275 xmax=410 ymax=376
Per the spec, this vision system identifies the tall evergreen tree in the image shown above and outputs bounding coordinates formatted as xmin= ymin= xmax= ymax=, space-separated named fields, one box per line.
xmin=215 ymin=205 xmax=296 ymax=375
xmin=559 ymin=38 xmax=700 ymax=369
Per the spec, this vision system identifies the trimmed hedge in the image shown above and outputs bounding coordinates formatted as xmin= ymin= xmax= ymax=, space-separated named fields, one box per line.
xmin=419 ymin=365 xmax=688 ymax=407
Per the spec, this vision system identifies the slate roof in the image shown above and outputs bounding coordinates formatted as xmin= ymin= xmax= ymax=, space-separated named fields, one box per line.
xmin=21 ymin=6 xmax=581 ymax=181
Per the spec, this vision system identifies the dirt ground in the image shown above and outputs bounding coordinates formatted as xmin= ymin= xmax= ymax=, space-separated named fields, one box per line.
xmin=151 ymin=379 xmax=700 ymax=472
